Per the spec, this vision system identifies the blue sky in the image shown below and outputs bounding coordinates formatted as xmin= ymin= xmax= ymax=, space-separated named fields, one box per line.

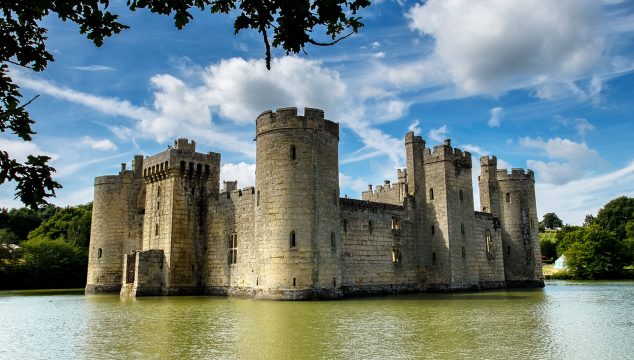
xmin=2 ymin=0 xmax=634 ymax=224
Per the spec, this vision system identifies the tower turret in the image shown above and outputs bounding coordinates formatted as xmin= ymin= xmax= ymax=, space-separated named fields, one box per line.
xmin=496 ymin=168 xmax=544 ymax=287
xmin=479 ymin=156 xmax=501 ymax=217
xmin=254 ymin=107 xmax=341 ymax=299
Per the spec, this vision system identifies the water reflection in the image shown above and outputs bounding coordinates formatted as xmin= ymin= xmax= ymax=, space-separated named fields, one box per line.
xmin=1 ymin=282 xmax=632 ymax=359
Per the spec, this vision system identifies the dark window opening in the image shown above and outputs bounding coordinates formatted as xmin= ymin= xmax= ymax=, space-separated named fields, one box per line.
xmin=98 ymin=248 xmax=102 ymax=259
xmin=459 ymin=189 xmax=464 ymax=202
xmin=342 ymin=219 xmax=347 ymax=233
xmin=256 ymin=277 xmax=259 ymax=286
xmin=180 ymin=161 xmax=186 ymax=174
xmin=485 ymin=230 xmax=493 ymax=259
xmin=483 ymin=206 xmax=487 ymax=212
xmin=530 ymin=219 xmax=535 ymax=229
xmin=290 ymin=231 xmax=296 ymax=248
xmin=505 ymin=192 xmax=511 ymax=203
xmin=293 ymin=278 xmax=296 ymax=287
xmin=391 ymin=216 xmax=401 ymax=230
xmin=432 ymin=252 xmax=436 ymax=265
xmin=507 ymin=245 xmax=511 ymax=255
xmin=157 ymin=186 xmax=161 ymax=197
xmin=196 ymin=163 xmax=202 ymax=174
xmin=429 ymin=188 xmax=434 ymax=200
xmin=290 ymin=145 xmax=297 ymax=161
xmin=331 ymin=232 xmax=336 ymax=252
xmin=368 ymin=220 xmax=374 ymax=233
xmin=155 ymin=224 xmax=159 ymax=236
xmin=431 ymin=225 xmax=435 ymax=235
xmin=392 ymin=247 xmax=401 ymax=263
xmin=257 ymin=190 xmax=260 ymax=206
xmin=333 ymin=277 xmax=336 ymax=287
xmin=462 ymin=246 xmax=466 ymax=259
xmin=461 ymin=223 xmax=465 ymax=236
xmin=228 ymin=233 xmax=237 ymax=265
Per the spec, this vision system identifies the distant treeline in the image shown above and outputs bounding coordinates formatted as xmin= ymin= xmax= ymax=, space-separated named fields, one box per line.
xmin=0 ymin=204 xmax=91 ymax=289
xmin=540 ymin=196 xmax=634 ymax=280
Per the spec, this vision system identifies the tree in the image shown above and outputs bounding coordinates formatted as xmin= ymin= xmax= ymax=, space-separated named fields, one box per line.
xmin=595 ymin=196 xmax=634 ymax=240
xmin=542 ymin=212 xmax=564 ymax=230
xmin=565 ymin=224 xmax=628 ymax=279
xmin=1 ymin=0 xmax=371 ymax=208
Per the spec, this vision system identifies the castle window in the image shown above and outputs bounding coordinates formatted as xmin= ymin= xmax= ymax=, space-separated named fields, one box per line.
xmin=180 ymin=161 xmax=185 ymax=174
xmin=189 ymin=162 xmax=194 ymax=176
xmin=293 ymin=278 xmax=296 ymax=287
xmin=205 ymin=165 xmax=210 ymax=174
xmin=391 ymin=216 xmax=401 ymax=230
xmin=331 ymin=232 xmax=336 ymax=252
xmin=461 ymin=223 xmax=465 ymax=236
xmin=459 ymin=189 xmax=464 ymax=202
xmin=429 ymin=188 xmax=434 ymax=200
xmin=228 ymin=233 xmax=237 ymax=265
xmin=157 ymin=186 xmax=161 ymax=197
xmin=507 ymin=245 xmax=511 ymax=255
xmin=462 ymin=246 xmax=466 ymax=259
xmin=485 ymin=230 xmax=493 ymax=259
xmin=483 ymin=206 xmax=487 ymax=212
xmin=506 ymin=192 xmax=511 ymax=203
xmin=155 ymin=224 xmax=159 ymax=236
xmin=257 ymin=190 xmax=260 ymax=206
xmin=368 ymin=220 xmax=374 ymax=234
xmin=432 ymin=252 xmax=437 ymax=265
xmin=97 ymin=248 xmax=102 ymax=259
xmin=392 ymin=247 xmax=401 ymax=263
xmin=290 ymin=145 xmax=297 ymax=161
xmin=431 ymin=225 xmax=435 ymax=235
xmin=342 ymin=219 xmax=347 ymax=233
xmin=333 ymin=277 xmax=336 ymax=287
xmin=290 ymin=231 xmax=296 ymax=248
xmin=530 ymin=219 xmax=535 ymax=229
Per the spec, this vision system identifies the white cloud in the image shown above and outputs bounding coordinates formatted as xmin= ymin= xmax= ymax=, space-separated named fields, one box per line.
xmin=373 ymin=52 xmax=386 ymax=59
xmin=80 ymin=136 xmax=118 ymax=151
xmin=220 ymin=162 xmax=256 ymax=189
xmin=462 ymin=144 xmax=487 ymax=156
xmin=0 ymin=139 xmax=51 ymax=162
xmin=488 ymin=107 xmax=505 ymax=127
xmin=408 ymin=120 xmax=422 ymax=135
xmin=555 ymin=115 xmax=595 ymax=137
xmin=405 ymin=0 xmax=606 ymax=97
xmin=339 ymin=173 xmax=371 ymax=197
xmin=428 ymin=125 xmax=448 ymax=143
xmin=520 ymin=136 xmax=604 ymax=184
xmin=371 ymin=41 xmax=381 ymax=49
xmin=72 ymin=65 xmax=114 ymax=71
xmin=537 ymin=161 xmax=634 ymax=225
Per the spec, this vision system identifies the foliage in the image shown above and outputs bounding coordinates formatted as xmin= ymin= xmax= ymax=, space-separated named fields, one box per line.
xmin=594 ymin=196 xmax=634 ymax=240
xmin=554 ymin=225 xmax=583 ymax=257
xmin=541 ymin=212 xmax=563 ymax=230
xmin=27 ymin=204 xmax=92 ymax=247
xmin=564 ymin=225 xmax=628 ymax=279
xmin=539 ymin=234 xmax=557 ymax=260
xmin=0 ymin=204 xmax=56 ymax=240
xmin=0 ymin=203 xmax=91 ymax=289
xmin=1 ymin=0 xmax=370 ymax=208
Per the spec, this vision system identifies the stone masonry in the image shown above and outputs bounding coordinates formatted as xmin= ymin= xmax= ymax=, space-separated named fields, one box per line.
xmin=86 ymin=107 xmax=544 ymax=299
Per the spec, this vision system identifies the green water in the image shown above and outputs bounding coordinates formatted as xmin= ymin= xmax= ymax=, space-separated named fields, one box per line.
xmin=1 ymin=281 xmax=632 ymax=359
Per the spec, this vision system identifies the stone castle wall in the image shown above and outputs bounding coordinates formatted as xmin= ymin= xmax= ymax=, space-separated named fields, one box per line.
xmin=86 ymin=106 xmax=543 ymax=299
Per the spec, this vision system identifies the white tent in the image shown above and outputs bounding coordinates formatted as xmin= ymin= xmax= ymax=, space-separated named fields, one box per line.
xmin=553 ymin=255 xmax=568 ymax=270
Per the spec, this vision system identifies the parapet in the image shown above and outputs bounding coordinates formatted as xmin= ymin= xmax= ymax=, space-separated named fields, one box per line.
xmin=255 ymin=107 xmax=339 ymax=139
xmin=480 ymin=155 xmax=497 ymax=167
xmin=142 ymin=139 xmax=221 ymax=182
xmin=175 ymin=138 xmax=196 ymax=152
xmin=223 ymin=180 xmax=238 ymax=192
xmin=422 ymin=139 xmax=472 ymax=167
xmin=496 ymin=168 xmax=535 ymax=181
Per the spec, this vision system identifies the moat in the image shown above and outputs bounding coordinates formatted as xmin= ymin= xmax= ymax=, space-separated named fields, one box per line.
xmin=1 ymin=281 xmax=632 ymax=359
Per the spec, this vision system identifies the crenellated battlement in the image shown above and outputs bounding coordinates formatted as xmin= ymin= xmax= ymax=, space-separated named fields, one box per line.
xmin=142 ymin=140 xmax=220 ymax=183
xmin=423 ymin=139 xmax=472 ymax=167
xmin=405 ymin=131 xmax=424 ymax=145
xmin=480 ymin=155 xmax=497 ymax=167
xmin=217 ymin=186 xmax=256 ymax=203
xmin=496 ymin=168 xmax=535 ymax=181
xmin=255 ymin=107 xmax=338 ymax=139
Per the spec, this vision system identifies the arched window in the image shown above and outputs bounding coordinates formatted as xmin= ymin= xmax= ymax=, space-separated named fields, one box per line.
xmin=290 ymin=231 xmax=296 ymax=248
xmin=97 ymin=248 xmax=102 ymax=259
xmin=290 ymin=145 xmax=297 ymax=161
xmin=429 ymin=188 xmax=434 ymax=200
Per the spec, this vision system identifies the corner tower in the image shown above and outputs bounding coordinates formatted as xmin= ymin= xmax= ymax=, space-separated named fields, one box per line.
xmin=255 ymin=107 xmax=341 ymax=299
xmin=496 ymin=168 xmax=544 ymax=287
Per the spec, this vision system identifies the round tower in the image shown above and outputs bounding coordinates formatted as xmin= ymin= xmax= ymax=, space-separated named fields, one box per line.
xmin=254 ymin=107 xmax=341 ymax=299
xmin=497 ymin=168 xmax=544 ymax=287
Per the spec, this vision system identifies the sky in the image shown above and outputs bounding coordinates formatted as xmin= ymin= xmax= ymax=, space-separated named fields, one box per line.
xmin=1 ymin=0 xmax=634 ymax=225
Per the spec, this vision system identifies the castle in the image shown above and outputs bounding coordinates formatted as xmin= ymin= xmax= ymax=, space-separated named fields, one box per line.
xmin=85 ymin=107 xmax=544 ymax=299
